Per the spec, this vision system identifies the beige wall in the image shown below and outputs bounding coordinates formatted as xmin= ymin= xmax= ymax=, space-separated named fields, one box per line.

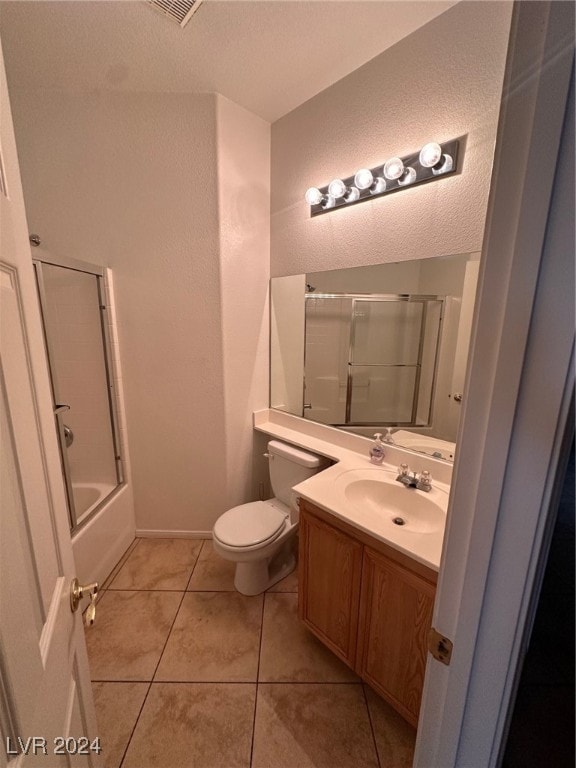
xmin=10 ymin=89 xmax=270 ymax=534
xmin=7 ymin=0 xmax=510 ymax=534
xmin=271 ymin=1 xmax=513 ymax=277
xmin=216 ymin=94 xmax=271 ymax=510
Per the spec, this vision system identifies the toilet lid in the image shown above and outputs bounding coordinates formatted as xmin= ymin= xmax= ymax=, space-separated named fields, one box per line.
xmin=213 ymin=501 xmax=288 ymax=548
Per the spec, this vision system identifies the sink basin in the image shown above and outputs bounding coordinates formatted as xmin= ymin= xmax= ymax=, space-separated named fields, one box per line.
xmin=334 ymin=468 xmax=447 ymax=534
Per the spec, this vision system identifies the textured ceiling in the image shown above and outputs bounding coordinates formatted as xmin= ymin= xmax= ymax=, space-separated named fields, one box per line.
xmin=0 ymin=1 xmax=458 ymax=122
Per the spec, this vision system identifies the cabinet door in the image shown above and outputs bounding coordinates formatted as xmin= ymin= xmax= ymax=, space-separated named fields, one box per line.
xmin=299 ymin=506 xmax=363 ymax=668
xmin=358 ymin=547 xmax=435 ymax=727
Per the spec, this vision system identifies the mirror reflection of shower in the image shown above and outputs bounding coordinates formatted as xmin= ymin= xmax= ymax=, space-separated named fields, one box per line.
xmin=33 ymin=252 xmax=123 ymax=532
xmin=303 ymin=294 xmax=443 ymax=427
xmin=270 ymin=253 xmax=480 ymax=459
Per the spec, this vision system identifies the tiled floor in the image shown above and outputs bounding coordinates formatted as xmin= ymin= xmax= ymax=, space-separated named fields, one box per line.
xmin=86 ymin=538 xmax=415 ymax=768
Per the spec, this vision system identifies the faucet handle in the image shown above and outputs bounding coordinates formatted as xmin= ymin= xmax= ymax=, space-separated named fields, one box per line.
xmin=417 ymin=469 xmax=432 ymax=492
xmin=396 ymin=463 xmax=412 ymax=485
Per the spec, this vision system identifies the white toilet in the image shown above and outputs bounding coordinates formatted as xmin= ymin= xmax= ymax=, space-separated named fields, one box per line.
xmin=212 ymin=440 xmax=328 ymax=595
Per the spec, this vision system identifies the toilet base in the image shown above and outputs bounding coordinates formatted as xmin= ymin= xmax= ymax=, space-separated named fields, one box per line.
xmin=234 ymin=543 xmax=297 ymax=596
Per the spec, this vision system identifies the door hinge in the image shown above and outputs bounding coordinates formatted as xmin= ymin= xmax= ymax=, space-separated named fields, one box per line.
xmin=428 ymin=627 xmax=453 ymax=665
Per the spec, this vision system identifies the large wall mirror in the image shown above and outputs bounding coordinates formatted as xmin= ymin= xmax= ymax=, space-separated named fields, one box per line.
xmin=270 ymin=252 xmax=480 ymax=462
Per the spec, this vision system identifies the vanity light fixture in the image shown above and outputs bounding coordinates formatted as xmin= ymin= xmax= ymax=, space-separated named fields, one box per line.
xmin=397 ymin=167 xmax=417 ymax=186
xmin=305 ymin=138 xmax=459 ymax=216
xmin=328 ymin=178 xmax=360 ymax=203
xmin=305 ymin=187 xmax=335 ymax=209
xmin=419 ymin=141 xmax=454 ymax=175
xmin=383 ymin=157 xmax=405 ymax=181
xmin=354 ymin=168 xmax=387 ymax=194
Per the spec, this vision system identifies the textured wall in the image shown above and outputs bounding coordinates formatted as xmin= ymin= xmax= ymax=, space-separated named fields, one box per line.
xmin=9 ymin=90 xmax=266 ymax=533
xmin=216 ymin=94 xmax=271 ymax=510
xmin=6 ymin=0 xmax=510 ymax=533
xmin=271 ymin=1 xmax=513 ymax=277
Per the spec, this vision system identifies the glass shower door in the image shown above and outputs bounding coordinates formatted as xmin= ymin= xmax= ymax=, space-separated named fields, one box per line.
xmin=303 ymin=293 xmax=444 ymax=428
xmin=34 ymin=257 xmax=122 ymax=531
xmin=304 ymin=296 xmax=352 ymax=424
xmin=348 ymin=297 xmax=443 ymax=425
xmin=348 ymin=299 xmax=424 ymax=424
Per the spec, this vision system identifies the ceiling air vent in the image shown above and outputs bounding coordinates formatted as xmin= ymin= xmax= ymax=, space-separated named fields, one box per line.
xmin=147 ymin=0 xmax=205 ymax=28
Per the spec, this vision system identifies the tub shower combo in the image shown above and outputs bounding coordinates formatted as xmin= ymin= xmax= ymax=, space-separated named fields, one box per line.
xmin=33 ymin=251 xmax=124 ymax=538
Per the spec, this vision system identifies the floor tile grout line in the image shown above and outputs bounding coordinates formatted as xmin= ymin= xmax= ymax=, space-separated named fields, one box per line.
xmin=150 ymin=587 xmax=189 ymax=684
xmin=104 ymin=538 xmax=141 ymax=591
xmin=93 ymin=537 xmax=141 ymax=606
xmin=102 ymin=539 xmax=138 ymax=591
xmin=256 ymin=680 xmax=363 ymax=686
xmin=362 ymin=682 xmax=383 ymax=768
xmin=92 ymin=540 xmax=406 ymax=766
xmin=91 ymin=537 xmax=183 ymax=768
xmin=117 ymin=680 xmax=153 ymax=768
xmin=105 ymin=588 xmax=259 ymax=594
xmin=256 ymin=593 xmax=267 ymax=685
xmin=107 ymin=587 xmax=197 ymax=592
xmin=91 ymin=678 xmax=365 ymax=685
xmin=249 ymin=590 xmax=268 ymax=766
xmin=108 ymin=537 xmax=206 ymax=593
xmin=117 ymin=584 xmax=190 ymax=767
xmin=184 ymin=538 xmax=208 ymax=591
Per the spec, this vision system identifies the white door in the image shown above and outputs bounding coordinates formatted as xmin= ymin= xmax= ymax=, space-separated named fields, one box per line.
xmin=415 ymin=2 xmax=574 ymax=765
xmin=0 ymin=40 xmax=102 ymax=767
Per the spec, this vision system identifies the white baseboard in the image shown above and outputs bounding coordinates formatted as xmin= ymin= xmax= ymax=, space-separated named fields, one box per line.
xmin=135 ymin=529 xmax=212 ymax=539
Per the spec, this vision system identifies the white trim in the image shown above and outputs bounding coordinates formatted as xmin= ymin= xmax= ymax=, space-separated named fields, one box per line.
xmin=135 ymin=529 xmax=212 ymax=539
xmin=415 ymin=2 xmax=574 ymax=765
xmin=457 ymin=56 xmax=575 ymax=766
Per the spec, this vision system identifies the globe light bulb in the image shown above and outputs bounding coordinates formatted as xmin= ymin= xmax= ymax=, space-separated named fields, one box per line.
xmin=432 ymin=154 xmax=454 ymax=175
xmin=370 ymin=177 xmax=387 ymax=194
xmin=305 ymin=187 xmax=323 ymax=206
xmin=383 ymin=157 xmax=404 ymax=181
xmin=419 ymin=142 xmax=443 ymax=168
xmin=328 ymin=179 xmax=347 ymax=199
xmin=397 ymin=167 xmax=417 ymax=186
xmin=354 ymin=168 xmax=374 ymax=190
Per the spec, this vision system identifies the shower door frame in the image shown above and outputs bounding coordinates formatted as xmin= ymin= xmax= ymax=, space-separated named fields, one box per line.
xmin=33 ymin=252 xmax=124 ymax=532
xmin=346 ymin=294 xmax=443 ymax=426
xmin=303 ymin=292 xmax=445 ymax=429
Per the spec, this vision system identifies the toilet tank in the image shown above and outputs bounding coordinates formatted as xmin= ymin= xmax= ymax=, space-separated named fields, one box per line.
xmin=267 ymin=440 xmax=329 ymax=520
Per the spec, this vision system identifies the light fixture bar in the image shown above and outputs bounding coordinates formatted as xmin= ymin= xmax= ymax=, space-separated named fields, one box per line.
xmin=306 ymin=139 xmax=459 ymax=217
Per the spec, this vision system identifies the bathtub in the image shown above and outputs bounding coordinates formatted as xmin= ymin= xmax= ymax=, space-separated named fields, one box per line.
xmin=72 ymin=481 xmax=116 ymax=526
xmin=72 ymin=482 xmax=135 ymax=589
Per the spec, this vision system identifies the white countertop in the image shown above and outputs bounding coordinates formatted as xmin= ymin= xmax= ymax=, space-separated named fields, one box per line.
xmin=254 ymin=409 xmax=451 ymax=571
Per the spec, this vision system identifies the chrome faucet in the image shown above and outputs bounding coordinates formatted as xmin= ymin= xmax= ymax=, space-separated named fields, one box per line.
xmin=396 ymin=464 xmax=432 ymax=492
xmin=396 ymin=464 xmax=416 ymax=487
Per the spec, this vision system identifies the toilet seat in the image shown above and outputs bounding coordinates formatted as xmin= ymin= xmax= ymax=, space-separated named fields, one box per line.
xmin=213 ymin=501 xmax=289 ymax=550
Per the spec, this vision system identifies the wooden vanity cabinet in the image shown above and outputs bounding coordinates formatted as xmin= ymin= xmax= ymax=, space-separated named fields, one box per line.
xmin=358 ymin=546 xmax=436 ymax=725
xmin=298 ymin=499 xmax=437 ymax=728
xmin=298 ymin=506 xmax=363 ymax=668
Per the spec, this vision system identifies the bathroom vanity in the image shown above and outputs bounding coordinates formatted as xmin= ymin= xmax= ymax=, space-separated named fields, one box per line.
xmin=298 ymin=498 xmax=436 ymax=728
xmin=254 ymin=407 xmax=452 ymax=728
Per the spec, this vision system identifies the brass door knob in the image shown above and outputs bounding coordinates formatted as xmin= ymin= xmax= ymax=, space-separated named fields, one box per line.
xmin=70 ymin=578 xmax=99 ymax=626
